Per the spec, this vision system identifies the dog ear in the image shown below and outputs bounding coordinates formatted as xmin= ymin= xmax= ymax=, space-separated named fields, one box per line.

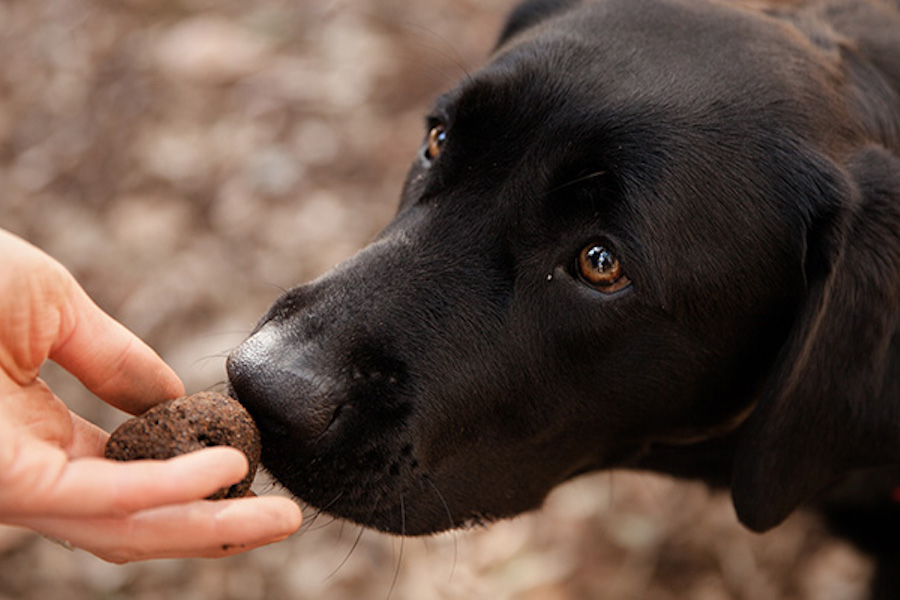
xmin=732 ymin=145 xmax=900 ymax=532
xmin=496 ymin=0 xmax=581 ymax=48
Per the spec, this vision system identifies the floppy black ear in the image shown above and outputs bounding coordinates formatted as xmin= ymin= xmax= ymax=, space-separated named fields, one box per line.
xmin=732 ymin=146 xmax=900 ymax=532
xmin=496 ymin=0 xmax=582 ymax=48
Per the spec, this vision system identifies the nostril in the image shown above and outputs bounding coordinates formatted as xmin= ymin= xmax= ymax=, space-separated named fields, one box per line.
xmin=321 ymin=402 xmax=357 ymax=439
xmin=329 ymin=403 xmax=345 ymax=426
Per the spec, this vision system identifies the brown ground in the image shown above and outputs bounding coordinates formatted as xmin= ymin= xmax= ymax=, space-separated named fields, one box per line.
xmin=0 ymin=1 xmax=874 ymax=598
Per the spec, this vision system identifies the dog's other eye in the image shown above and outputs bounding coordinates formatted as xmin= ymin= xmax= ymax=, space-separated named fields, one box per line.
xmin=426 ymin=124 xmax=447 ymax=160
xmin=577 ymin=244 xmax=631 ymax=292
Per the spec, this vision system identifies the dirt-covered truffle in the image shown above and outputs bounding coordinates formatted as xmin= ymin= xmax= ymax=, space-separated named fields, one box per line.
xmin=104 ymin=391 xmax=261 ymax=500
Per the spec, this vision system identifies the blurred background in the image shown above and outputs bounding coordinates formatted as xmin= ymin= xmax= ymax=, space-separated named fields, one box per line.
xmin=0 ymin=0 xmax=875 ymax=598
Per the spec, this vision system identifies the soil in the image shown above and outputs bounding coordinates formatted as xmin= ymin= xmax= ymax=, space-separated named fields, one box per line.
xmin=0 ymin=0 xmax=873 ymax=598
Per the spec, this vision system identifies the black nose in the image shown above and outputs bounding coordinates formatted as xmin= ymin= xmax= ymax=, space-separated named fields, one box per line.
xmin=226 ymin=322 xmax=341 ymax=445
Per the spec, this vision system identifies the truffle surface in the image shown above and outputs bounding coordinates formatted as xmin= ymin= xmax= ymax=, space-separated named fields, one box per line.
xmin=104 ymin=391 xmax=261 ymax=499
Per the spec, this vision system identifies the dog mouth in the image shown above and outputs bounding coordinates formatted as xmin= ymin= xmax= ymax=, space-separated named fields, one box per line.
xmin=230 ymin=382 xmax=651 ymax=536
xmin=225 ymin=380 xmax=497 ymax=535
xmin=241 ymin=411 xmax=458 ymax=535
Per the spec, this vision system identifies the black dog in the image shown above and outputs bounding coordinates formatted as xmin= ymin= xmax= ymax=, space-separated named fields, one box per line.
xmin=228 ymin=0 xmax=900 ymax=593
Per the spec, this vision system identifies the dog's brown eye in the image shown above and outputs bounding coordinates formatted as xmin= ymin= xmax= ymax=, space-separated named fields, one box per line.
xmin=426 ymin=124 xmax=447 ymax=160
xmin=577 ymin=244 xmax=630 ymax=292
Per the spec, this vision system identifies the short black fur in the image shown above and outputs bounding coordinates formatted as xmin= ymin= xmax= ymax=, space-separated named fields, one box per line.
xmin=228 ymin=0 xmax=900 ymax=596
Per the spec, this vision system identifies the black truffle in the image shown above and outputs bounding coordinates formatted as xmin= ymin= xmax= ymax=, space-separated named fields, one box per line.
xmin=104 ymin=391 xmax=261 ymax=500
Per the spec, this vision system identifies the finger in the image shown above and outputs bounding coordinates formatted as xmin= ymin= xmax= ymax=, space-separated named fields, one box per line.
xmin=50 ymin=282 xmax=184 ymax=415
xmin=8 ymin=447 xmax=249 ymax=519
xmin=16 ymin=496 xmax=303 ymax=563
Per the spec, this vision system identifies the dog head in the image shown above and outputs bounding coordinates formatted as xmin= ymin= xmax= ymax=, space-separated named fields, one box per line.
xmin=228 ymin=0 xmax=900 ymax=535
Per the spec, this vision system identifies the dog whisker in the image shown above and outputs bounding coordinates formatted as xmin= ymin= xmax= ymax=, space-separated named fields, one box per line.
xmin=318 ymin=490 xmax=346 ymax=514
xmin=200 ymin=380 xmax=230 ymax=393
xmin=386 ymin=493 xmax=406 ymax=600
xmin=299 ymin=491 xmax=345 ymax=534
xmin=424 ymin=475 xmax=459 ymax=582
xmin=361 ymin=13 xmax=472 ymax=87
xmin=326 ymin=525 xmax=367 ymax=582
xmin=190 ymin=355 xmax=232 ymax=370
xmin=296 ymin=499 xmax=324 ymax=536
xmin=306 ymin=515 xmax=338 ymax=533
xmin=547 ymin=170 xmax=608 ymax=195
xmin=264 ymin=282 xmax=290 ymax=295
xmin=300 ymin=510 xmax=319 ymax=534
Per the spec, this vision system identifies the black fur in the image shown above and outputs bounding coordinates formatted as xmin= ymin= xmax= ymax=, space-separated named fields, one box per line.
xmin=495 ymin=0 xmax=581 ymax=45
xmin=228 ymin=0 xmax=900 ymax=595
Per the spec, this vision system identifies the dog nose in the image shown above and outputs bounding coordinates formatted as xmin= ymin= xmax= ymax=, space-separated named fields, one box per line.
xmin=226 ymin=322 xmax=340 ymax=444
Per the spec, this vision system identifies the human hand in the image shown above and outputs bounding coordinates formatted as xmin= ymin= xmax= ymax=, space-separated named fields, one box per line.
xmin=0 ymin=229 xmax=302 ymax=562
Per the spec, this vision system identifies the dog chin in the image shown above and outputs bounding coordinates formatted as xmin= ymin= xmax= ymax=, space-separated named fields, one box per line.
xmin=261 ymin=435 xmax=650 ymax=537
xmin=272 ymin=472 xmax=505 ymax=536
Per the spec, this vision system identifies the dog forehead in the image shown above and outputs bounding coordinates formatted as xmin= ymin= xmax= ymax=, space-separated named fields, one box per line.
xmin=433 ymin=0 xmax=846 ymax=201
xmin=482 ymin=0 xmax=834 ymax=114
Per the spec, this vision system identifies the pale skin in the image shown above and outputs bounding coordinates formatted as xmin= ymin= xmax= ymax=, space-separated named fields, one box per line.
xmin=0 ymin=229 xmax=302 ymax=563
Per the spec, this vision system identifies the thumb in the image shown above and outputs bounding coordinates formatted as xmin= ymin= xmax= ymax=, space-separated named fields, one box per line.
xmin=50 ymin=281 xmax=185 ymax=415
xmin=0 ymin=229 xmax=184 ymax=414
